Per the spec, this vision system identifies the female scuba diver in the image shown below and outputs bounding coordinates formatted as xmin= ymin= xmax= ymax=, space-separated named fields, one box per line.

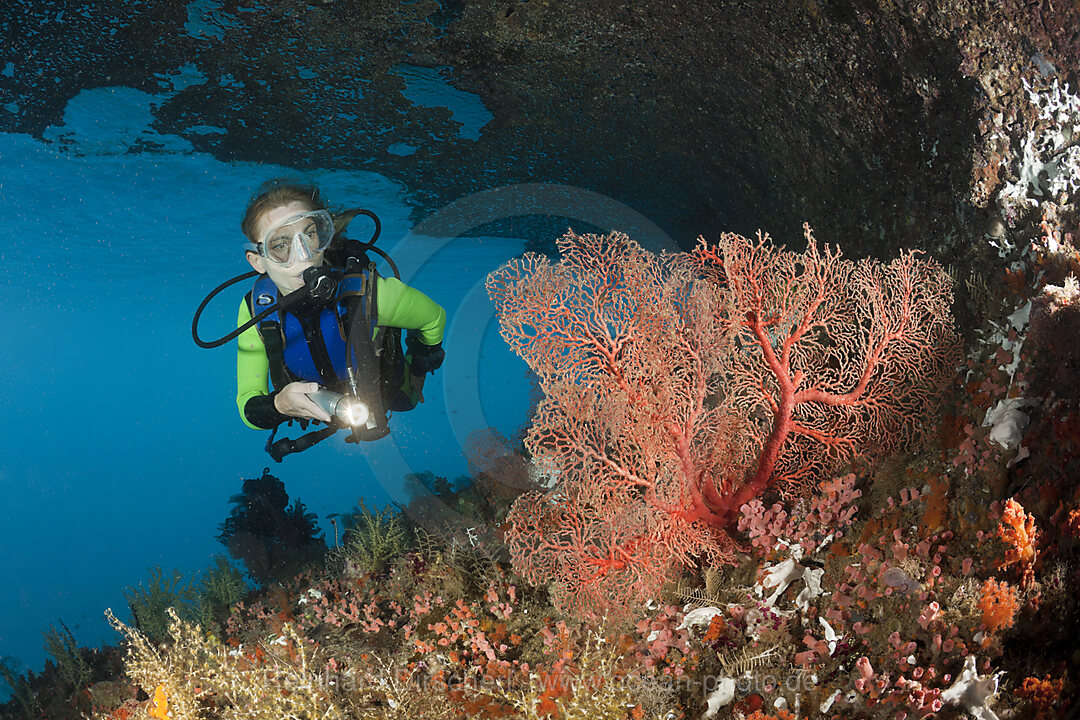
xmin=233 ymin=179 xmax=445 ymax=457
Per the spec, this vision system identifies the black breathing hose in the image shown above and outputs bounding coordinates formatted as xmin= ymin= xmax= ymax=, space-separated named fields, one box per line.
xmin=191 ymin=270 xmax=259 ymax=349
xmin=368 ymin=243 xmax=399 ymax=280
xmin=191 ymin=270 xmax=315 ymax=349
xmin=338 ymin=208 xmax=399 ymax=279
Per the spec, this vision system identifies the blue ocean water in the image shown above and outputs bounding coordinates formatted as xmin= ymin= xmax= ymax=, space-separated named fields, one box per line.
xmin=0 ymin=80 xmax=530 ymax=683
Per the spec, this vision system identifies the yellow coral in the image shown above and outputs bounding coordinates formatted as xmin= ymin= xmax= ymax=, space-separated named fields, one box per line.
xmin=147 ymin=685 xmax=169 ymax=719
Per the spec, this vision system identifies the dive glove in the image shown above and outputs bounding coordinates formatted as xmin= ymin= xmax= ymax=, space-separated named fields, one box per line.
xmin=406 ymin=336 xmax=445 ymax=375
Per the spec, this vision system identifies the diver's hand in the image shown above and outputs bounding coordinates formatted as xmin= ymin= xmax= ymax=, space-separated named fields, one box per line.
xmin=410 ymin=372 xmax=427 ymax=404
xmin=274 ymin=382 xmax=333 ymax=423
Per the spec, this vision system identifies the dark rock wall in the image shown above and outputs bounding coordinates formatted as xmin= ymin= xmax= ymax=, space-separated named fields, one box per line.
xmin=440 ymin=0 xmax=984 ymax=253
xmin=1 ymin=0 xmax=1077 ymax=257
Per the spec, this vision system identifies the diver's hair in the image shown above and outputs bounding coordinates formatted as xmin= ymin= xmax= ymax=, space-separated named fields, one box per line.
xmin=241 ymin=178 xmax=328 ymax=243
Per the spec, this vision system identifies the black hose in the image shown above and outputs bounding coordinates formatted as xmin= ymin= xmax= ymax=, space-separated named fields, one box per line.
xmin=191 ymin=270 xmax=260 ymax=348
xmin=191 ymin=270 xmax=312 ymax=349
xmin=367 ymin=243 xmax=400 ymax=280
xmin=336 ymin=208 xmax=381 ymax=245
xmin=339 ymin=208 xmax=399 ymax=279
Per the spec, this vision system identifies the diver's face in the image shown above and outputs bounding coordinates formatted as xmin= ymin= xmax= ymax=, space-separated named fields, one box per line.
xmin=245 ymin=200 xmax=327 ymax=295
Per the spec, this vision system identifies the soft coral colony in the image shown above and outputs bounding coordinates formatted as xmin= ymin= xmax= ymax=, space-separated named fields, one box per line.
xmin=78 ymin=197 xmax=1076 ymax=720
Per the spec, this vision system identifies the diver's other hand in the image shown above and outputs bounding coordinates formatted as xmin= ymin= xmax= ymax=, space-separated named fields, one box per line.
xmin=410 ymin=372 xmax=427 ymax=405
xmin=406 ymin=337 xmax=445 ymax=375
xmin=274 ymin=382 xmax=333 ymax=422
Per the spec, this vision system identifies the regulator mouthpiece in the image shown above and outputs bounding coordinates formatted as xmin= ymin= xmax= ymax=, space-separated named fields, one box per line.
xmin=303 ymin=265 xmax=338 ymax=303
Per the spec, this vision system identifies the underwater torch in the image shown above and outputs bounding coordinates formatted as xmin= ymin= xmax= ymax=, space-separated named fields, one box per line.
xmin=307 ymin=388 xmax=371 ymax=428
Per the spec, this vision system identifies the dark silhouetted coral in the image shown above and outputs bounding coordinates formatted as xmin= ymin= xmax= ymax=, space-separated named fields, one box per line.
xmin=218 ymin=468 xmax=326 ymax=584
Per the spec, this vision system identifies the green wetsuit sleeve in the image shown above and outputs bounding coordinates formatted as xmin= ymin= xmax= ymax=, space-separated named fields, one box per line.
xmin=236 ymin=297 xmax=272 ymax=430
xmin=376 ymin=276 xmax=446 ymax=345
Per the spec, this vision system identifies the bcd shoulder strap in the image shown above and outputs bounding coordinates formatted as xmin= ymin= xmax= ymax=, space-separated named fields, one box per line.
xmin=249 ymin=276 xmax=293 ymax=392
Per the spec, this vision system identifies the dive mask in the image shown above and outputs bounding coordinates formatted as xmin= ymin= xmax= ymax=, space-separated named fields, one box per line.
xmin=245 ymin=210 xmax=335 ymax=265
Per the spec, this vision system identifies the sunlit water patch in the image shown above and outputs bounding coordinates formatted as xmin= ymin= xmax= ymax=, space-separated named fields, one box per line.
xmin=184 ymin=0 xmax=244 ymax=41
xmin=392 ymin=64 xmax=494 ymax=141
